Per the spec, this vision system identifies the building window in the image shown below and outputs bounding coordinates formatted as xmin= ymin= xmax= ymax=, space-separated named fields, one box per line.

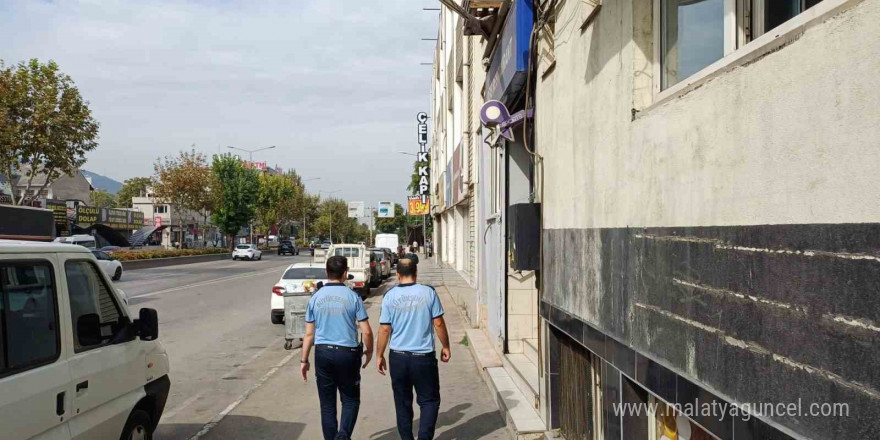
xmin=752 ymin=0 xmax=824 ymax=38
xmin=154 ymin=205 xmax=168 ymax=214
xmin=657 ymin=0 xmax=828 ymax=92
xmin=660 ymin=0 xmax=727 ymax=90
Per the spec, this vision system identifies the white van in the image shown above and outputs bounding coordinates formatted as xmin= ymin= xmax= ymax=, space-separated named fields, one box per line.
xmin=374 ymin=234 xmax=399 ymax=254
xmin=53 ymin=235 xmax=97 ymax=250
xmin=0 ymin=240 xmax=170 ymax=440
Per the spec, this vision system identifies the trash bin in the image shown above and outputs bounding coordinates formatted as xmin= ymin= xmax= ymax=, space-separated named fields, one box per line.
xmin=283 ymin=283 xmax=315 ymax=350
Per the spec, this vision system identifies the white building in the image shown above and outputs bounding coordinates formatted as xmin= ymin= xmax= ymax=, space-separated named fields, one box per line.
xmin=430 ymin=5 xmax=487 ymax=326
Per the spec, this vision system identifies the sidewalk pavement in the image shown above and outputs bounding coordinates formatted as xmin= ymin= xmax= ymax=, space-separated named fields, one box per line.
xmin=198 ymin=264 xmax=510 ymax=440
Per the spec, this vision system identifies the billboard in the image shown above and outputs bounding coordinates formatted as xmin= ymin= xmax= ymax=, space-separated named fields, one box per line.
xmin=408 ymin=196 xmax=430 ymax=216
xmin=347 ymin=201 xmax=364 ymax=218
xmin=76 ymin=206 xmax=145 ymax=230
xmin=377 ymin=201 xmax=394 ymax=218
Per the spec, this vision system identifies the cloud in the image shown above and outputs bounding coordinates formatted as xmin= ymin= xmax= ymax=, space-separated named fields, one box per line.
xmin=0 ymin=0 xmax=438 ymax=205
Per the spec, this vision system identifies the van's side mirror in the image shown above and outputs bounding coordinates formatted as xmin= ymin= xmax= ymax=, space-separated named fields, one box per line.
xmin=77 ymin=314 xmax=103 ymax=346
xmin=347 ymin=274 xmax=354 ymax=280
xmin=138 ymin=308 xmax=159 ymax=341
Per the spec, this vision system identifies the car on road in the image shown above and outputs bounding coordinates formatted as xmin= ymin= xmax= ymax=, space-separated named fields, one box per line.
xmin=329 ymin=243 xmax=371 ymax=298
xmin=232 ymin=243 xmax=262 ymax=260
xmin=100 ymin=245 xmax=124 ymax=254
xmin=369 ymin=248 xmax=391 ymax=284
xmin=53 ymin=234 xmax=97 ymax=249
xmin=277 ymin=240 xmax=299 ymax=256
xmin=270 ymin=263 xmax=328 ymax=324
xmin=92 ymin=249 xmax=124 ymax=280
xmin=320 ymin=240 xmax=332 ymax=250
xmin=381 ymin=247 xmax=399 ymax=266
xmin=0 ymin=239 xmax=169 ymax=440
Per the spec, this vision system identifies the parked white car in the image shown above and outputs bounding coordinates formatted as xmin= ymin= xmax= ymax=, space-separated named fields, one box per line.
xmin=91 ymin=249 xmax=124 ymax=280
xmin=232 ymin=244 xmax=262 ymax=261
xmin=0 ymin=239 xmax=170 ymax=440
xmin=53 ymin=234 xmax=97 ymax=249
xmin=270 ymin=263 xmax=328 ymax=324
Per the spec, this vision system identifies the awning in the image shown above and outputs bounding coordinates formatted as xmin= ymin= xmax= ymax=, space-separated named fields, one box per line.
xmin=129 ymin=225 xmax=168 ymax=247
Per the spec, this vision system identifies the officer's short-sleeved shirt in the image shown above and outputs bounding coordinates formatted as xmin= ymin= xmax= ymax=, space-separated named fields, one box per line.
xmin=379 ymin=283 xmax=444 ymax=353
xmin=305 ymin=283 xmax=368 ymax=347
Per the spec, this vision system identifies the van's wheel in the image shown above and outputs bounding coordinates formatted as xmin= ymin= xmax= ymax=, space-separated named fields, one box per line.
xmin=113 ymin=267 xmax=122 ymax=281
xmin=120 ymin=409 xmax=152 ymax=440
xmin=258 ymin=254 xmax=262 ymax=261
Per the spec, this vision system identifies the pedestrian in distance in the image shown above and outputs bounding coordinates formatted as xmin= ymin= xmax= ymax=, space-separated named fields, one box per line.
xmin=376 ymin=255 xmax=451 ymax=440
xmin=301 ymin=255 xmax=374 ymax=440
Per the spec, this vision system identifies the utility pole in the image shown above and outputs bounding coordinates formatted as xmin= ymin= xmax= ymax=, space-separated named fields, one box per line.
xmin=319 ymin=190 xmax=341 ymax=243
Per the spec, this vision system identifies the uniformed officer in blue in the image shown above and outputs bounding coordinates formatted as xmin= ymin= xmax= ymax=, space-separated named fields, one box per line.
xmin=376 ymin=255 xmax=451 ymax=440
xmin=300 ymin=255 xmax=374 ymax=440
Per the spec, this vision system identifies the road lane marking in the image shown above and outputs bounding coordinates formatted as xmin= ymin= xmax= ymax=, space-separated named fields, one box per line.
xmin=162 ymin=337 xmax=284 ymax=420
xmin=188 ymin=350 xmax=298 ymax=440
xmin=131 ymin=268 xmax=284 ymax=299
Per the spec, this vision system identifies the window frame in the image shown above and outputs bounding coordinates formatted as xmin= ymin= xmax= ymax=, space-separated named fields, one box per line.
xmin=0 ymin=259 xmax=62 ymax=379
xmin=653 ymin=0 xmax=737 ymax=95
xmin=63 ymin=259 xmax=128 ymax=354
xmin=652 ymin=0 xmax=851 ymax=103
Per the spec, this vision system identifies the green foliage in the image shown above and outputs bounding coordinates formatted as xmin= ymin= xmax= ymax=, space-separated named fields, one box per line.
xmin=373 ymin=203 xmax=430 ymax=242
xmin=210 ymin=154 xmax=259 ymax=241
xmin=116 ymin=176 xmax=151 ymax=208
xmin=0 ymin=59 xmax=99 ymax=205
xmin=254 ymin=171 xmax=311 ymax=237
xmin=407 ymin=159 xmax=421 ymax=194
xmin=312 ymin=198 xmax=369 ymax=243
xmin=89 ymin=189 xmax=117 ymax=208
xmin=152 ymin=150 xmax=211 ymax=217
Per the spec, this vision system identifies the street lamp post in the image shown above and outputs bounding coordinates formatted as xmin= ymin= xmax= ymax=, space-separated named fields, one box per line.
xmin=226 ymin=146 xmax=276 ymax=245
xmin=319 ymin=190 xmax=341 ymax=243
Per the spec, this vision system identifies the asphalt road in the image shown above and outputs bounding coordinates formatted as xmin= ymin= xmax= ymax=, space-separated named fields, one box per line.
xmin=117 ymin=252 xmax=308 ymax=440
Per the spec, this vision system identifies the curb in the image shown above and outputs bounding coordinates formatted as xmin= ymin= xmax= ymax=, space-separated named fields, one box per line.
xmin=121 ymin=253 xmax=229 ymax=270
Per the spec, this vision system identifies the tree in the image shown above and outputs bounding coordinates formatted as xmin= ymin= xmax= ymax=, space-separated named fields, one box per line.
xmin=90 ymin=189 xmax=116 ymax=208
xmin=211 ymin=154 xmax=259 ymax=248
xmin=255 ymin=173 xmax=296 ymax=235
xmin=312 ymin=198 xmax=366 ymax=243
xmin=152 ymin=150 xmax=212 ymax=247
xmin=374 ymin=203 xmax=406 ymax=239
xmin=0 ymin=59 xmax=99 ymax=205
xmin=116 ymin=176 xmax=151 ymax=208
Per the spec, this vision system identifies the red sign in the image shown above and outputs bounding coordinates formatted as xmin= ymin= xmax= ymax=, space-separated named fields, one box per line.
xmin=154 ymin=216 xmax=163 ymax=227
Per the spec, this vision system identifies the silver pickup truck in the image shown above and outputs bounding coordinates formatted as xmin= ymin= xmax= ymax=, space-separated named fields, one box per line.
xmin=327 ymin=243 xmax=372 ymax=298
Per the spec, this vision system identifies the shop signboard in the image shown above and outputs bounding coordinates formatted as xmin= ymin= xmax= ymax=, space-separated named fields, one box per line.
xmin=407 ymin=196 xmax=430 ymax=216
xmin=76 ymin=206 xmax=144 ymax=230
xmin=44 ymin=199 xmax=70 ymax=237
xmin=377 ymin=201 xmax=394 ymax=218
xmin=485 ymin=0 xmax=534 ymax=105
xmin=348 ymin=201 xmax=365 ymax=218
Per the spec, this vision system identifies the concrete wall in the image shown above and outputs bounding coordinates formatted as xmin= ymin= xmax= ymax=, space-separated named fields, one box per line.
xmin=537 ymin=0 xmax=880 ymax=438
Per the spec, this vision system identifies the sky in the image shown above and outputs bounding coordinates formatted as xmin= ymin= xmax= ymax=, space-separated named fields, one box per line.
xmin=0 ymin=0 xmax=437 ymax=206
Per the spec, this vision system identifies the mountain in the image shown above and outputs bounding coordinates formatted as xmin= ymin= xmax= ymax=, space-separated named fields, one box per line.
xmin=81 ymin=170 xmax=123 ymax=194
